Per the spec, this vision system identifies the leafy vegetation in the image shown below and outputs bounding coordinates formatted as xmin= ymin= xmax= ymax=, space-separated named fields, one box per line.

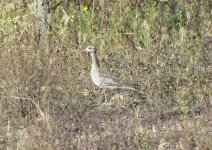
xmin=0 ymin=0 xmax=211 ymax=149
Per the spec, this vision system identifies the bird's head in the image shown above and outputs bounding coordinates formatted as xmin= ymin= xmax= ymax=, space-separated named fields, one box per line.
xmin=83 ymin=46 xmax=97 ymax=53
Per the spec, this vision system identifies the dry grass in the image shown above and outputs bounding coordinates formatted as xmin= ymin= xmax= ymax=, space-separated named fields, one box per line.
xmin=0 ymin=0 xmax=211 ymax=149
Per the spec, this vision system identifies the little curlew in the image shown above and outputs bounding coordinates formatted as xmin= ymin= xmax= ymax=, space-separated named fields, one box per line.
xmin=83 ymin=46 xmax=137 ymax=94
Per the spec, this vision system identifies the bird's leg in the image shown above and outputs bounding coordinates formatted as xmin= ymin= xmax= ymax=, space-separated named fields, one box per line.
xmin=103 ymin=89 xmax=108 ymax=103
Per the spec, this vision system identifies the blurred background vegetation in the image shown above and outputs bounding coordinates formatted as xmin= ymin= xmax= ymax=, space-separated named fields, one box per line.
xmin=0 ymin=0 xmax=211 ymax=149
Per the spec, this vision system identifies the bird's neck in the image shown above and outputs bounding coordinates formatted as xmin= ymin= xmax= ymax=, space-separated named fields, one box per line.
xmin=90 ymin=52 xmax=100 ymax=69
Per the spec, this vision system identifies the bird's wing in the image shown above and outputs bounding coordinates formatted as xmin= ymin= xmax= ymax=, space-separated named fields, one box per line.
xmin=98 ymin=68 xmax=121 ymax=86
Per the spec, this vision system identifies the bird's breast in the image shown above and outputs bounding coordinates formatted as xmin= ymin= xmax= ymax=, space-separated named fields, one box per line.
xmin=91 ymin=69 xmax=101 ymax=87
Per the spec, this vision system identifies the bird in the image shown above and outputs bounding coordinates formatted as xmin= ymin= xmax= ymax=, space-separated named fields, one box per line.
xmin=83 ymin=46 xmax=137 ymax=94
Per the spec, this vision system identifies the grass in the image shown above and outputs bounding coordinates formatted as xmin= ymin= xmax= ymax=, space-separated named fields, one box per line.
xmin=0 ymin=0 xmax=211 ymax=149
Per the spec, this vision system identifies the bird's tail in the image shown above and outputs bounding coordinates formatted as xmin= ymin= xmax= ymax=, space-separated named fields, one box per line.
xmin=119 ymin=86 xmax=139 ymax=91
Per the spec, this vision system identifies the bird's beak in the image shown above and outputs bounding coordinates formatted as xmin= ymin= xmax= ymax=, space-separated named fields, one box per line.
xmin=82 ymin=49 xmax=89 ymax=57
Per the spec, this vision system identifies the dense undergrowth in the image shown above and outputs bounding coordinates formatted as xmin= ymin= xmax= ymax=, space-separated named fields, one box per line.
xmin=0 ymin=0 xmax=211 ymax=149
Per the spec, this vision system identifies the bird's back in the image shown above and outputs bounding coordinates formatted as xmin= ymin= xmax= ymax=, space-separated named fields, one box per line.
xmin=91 ymin=67 xmax=129 ymax=90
